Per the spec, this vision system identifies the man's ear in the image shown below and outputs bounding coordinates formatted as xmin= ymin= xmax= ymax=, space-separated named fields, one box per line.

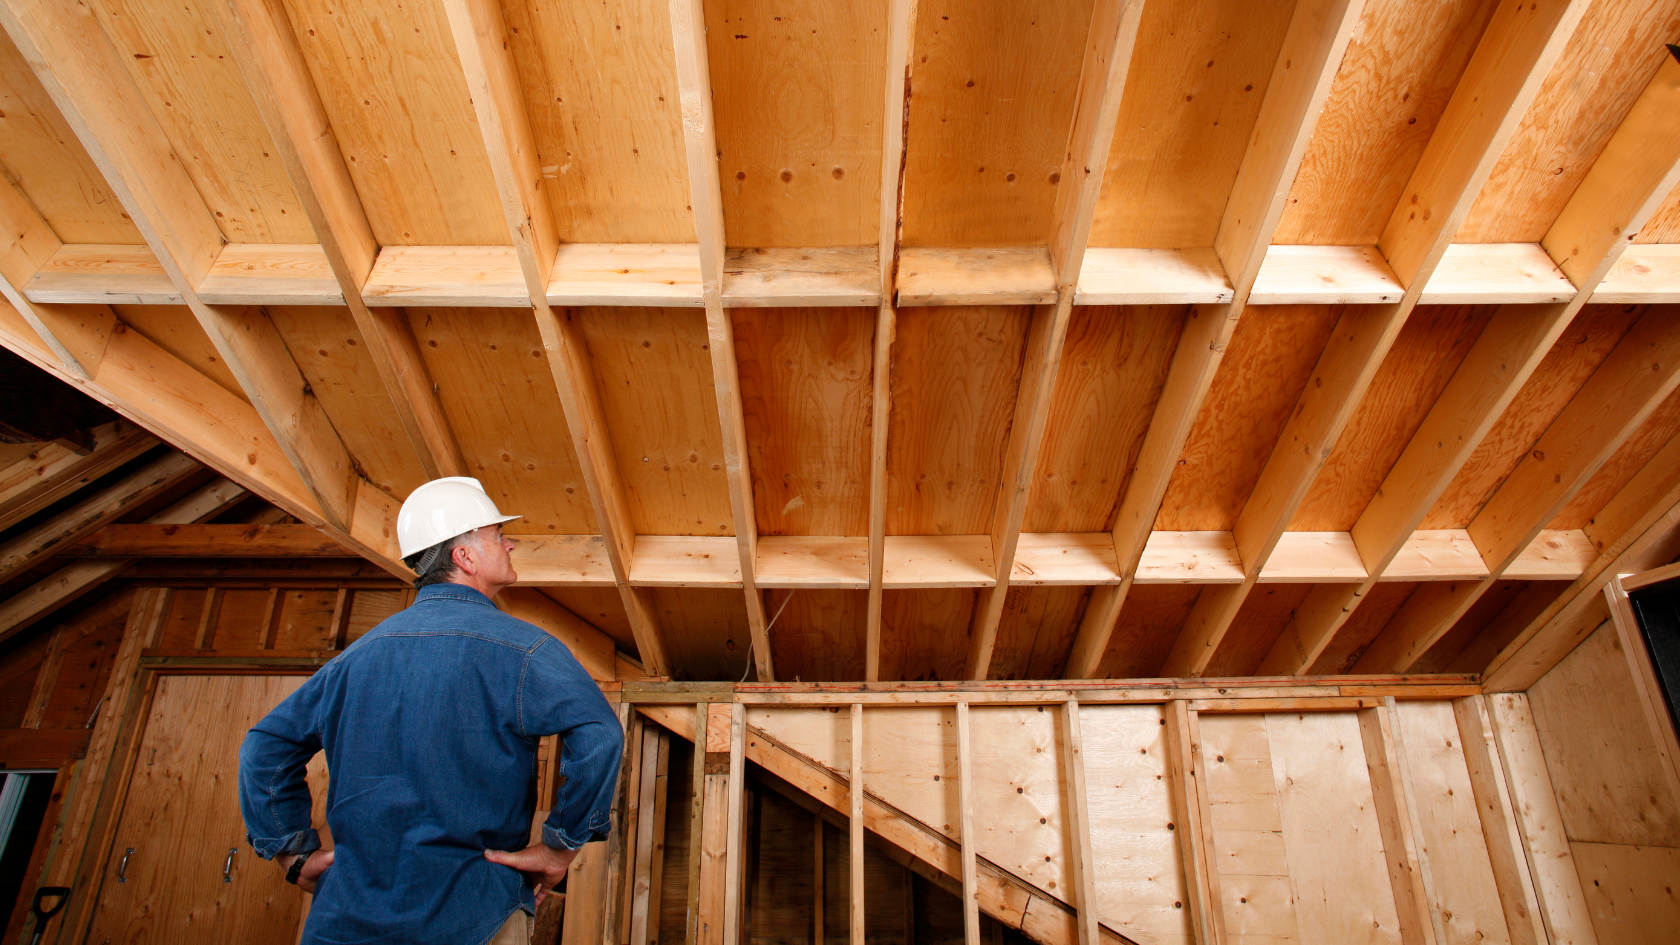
xmin=452 ymin=537 xmax=477 ymax=576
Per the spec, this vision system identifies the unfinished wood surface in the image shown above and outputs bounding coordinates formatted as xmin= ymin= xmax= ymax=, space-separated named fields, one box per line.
xmin=1391 ymin=699 xmax=1515 ymax=944
xmin=1484 ymin=693 xmax=1598 ymax=945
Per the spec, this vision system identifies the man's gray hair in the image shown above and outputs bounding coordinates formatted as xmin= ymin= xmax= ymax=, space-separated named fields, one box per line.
xmin=404 ymin=532 xmax=466 ymax=589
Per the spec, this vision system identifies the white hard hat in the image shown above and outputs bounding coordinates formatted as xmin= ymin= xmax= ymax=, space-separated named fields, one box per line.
xmin=396 ymin=477 xmax=521 ymax=558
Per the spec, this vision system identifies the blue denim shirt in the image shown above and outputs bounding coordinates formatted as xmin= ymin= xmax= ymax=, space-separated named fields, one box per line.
xmin=238 ymin=583 xmax=624 ymax=945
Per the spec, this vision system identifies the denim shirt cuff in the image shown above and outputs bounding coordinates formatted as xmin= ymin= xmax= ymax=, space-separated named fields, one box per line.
xmin=542 ymin=823 xmax=607 ymax=851
xmin=248 ymin=827 xmax=322 ymax=861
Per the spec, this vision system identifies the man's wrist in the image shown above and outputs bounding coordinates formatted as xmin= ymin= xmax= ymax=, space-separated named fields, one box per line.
xmin=285 ymin=849 xmax=314 ymax=885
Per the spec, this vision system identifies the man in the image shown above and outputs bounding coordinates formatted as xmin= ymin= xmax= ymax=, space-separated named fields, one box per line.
xmin=239 ymin=477 xmax=624 ymax=944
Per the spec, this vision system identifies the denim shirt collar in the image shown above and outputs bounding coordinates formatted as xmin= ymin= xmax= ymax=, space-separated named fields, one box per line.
xmin=414 ymin=583 xmax=498 ymax=609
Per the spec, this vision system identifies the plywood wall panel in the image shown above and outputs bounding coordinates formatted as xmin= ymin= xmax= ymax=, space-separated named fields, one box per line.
xmin=268 ymin=306 xmax=429 ymax=498
xmin=1155 ymin=306 xmax=1340 ymax=531
xmin=1026 ymin=306 xmax=1185 ymax=534
xmin=90 ymin=0 xmax=315 ymax=243
xmin=1528 ymin=622 xmax=1680 ymax=847
xmin=0 ymin=28 xmax=143 ymax=243
xmin=114 ymin=305 xmax=249 ymax=404
xmin=735 ymin=308 xmax=874 ymax=537
xmin=967 ymin=705 xmax=1072 ymax=894
xmin=272 ymin=588 xmax=339 ymax=650
xmin=1274 ymin=0 xmax=1499 ymax=245
xmin=1265 ymin=710 xmax=1405 ymax=945
xmin=1422 ymin=304 xmax=1641 ymax=529
xmin=500 ymin=0 xmax=693 ymax=244
xmin=1458 ymin=0 xmax=1680 ymax=243
xmin=706 ymin=0 xmax=887 ymax=247
xmin=579 ymin=307 xmax=732 ymax=536
xmin=1569 ymin=841 xmax=1680 ymax=945
xmin=1097 ymin=584 xmax=1201 ymax=678
xmin=1200 ymin=712 xmax=1302 ymax=945
xmin=283 ymin=0 xmax=509 ymax=245
xmin=1292 ymin=305 xmax=1494 ymax=531
xmin=1393 ymin=699 xmax=1514 ymax=945
xmin=899 ymin=0 xmax=1096 ymax=247
xmin=878 ymin=587 xmax=974 ymax=682
xmin=886 ymin=306 xmax=1029 ymax=536
xmin=987 ymin=585 xmax=1090 ymax=680
xmin=408 ymin=307 xmax=596 ymax=535
xmin=767 ymin=588 xmax=868 ymax=682
xmin=1089 ymin=0 xmax=1298 ymax=248
xmin=1080 ymin=703 xmax=1194 ymax=945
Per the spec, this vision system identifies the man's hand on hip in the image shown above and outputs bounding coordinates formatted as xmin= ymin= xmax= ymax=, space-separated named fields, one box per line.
xmin=280 ymin=849 xmax=334 ymax=893
xmin=485 ymin=843 xmax=579 ymax=903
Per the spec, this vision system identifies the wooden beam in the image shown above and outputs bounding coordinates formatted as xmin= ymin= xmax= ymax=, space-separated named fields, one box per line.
xmin=1357 ymin=704 xmax=1438 ymax=945
xmin=1452 ymin=697 xmax=1548 ymax=945
xmin=1481 ymin=442 xmax=1680 ymax=691
xmin=1484 ymin=694 xmax=1600 ymax=945
xmin=0 ymin=477 xmax=245 ymax=647
xmin=1059 ymin=701 xmax=1100 ymax=945
xmin=1542 ymin=45 xmax=1680 ymax=292
xmin=1161 ymin=308 xmax=1409 ymax=676
xmin=1162 ymin=701 xmax=1221 ymax=945
xmin=217 ymin=0 xmax=466 ymax=481
xmin=696 ymin=702 xmax=735 ymax=945
xmin=1357 ymin=312 xmax=1680 ymax=673
xmin=441 ymin=0 xmax=670 ymax=677
xmin=849 ymin=703 xmax=865 ymax=945
xmin=956 ymin=702 xmax=980 ymax=945
xmin=1378 ymin=0 xmax=1589 ymax=290
xmin=864 ymin=0 xmax=919 ymax=681
xmin=963 ymin=0 xmax=1146 ymax=681
xmin=667 ymin=0 xmax=771 ymax=681
xmin=1066 ymin=0 xmax=1363 ymax=679
xmin=1347 ymin=47 xmax=1680 ymax=675
xmin=1243 ymin=0 xmax=1590 ymax=677
xmin=0 ymin=421 xmax=157 ymax=534
xmin=0 ymin=450 xmax=200 ymax=584
xmin=1 ymin=0 xmax=363 ymax=534
xmin=1260 ymin=311 xmax=1575 ymax=674
xmin=723 ymin=703 xmax=747 ymax=945
xmin=57 ymin=523 xmax=345 ymax=557
xmin=686 ymin=703 xmax=707 ymax=945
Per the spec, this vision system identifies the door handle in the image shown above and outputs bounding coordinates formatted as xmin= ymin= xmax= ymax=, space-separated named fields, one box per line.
xmin=222 ymin=848 xmax=236 ymax=883
xmin=117 ymin=848 xmax=133 ymax=883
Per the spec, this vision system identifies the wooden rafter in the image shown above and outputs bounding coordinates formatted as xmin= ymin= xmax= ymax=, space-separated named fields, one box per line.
xmin=667 ymin=0 xmax=772 ymax=681
xmin=964 ymin=0 xmax=1148 ymax=681
xmin=441 ymin=0 xmax=670 ymax=677
xmin=1068 ymin=0 xmax=1366 ymax=678
xmin=216 ymin=0 xmax=467 ymax=482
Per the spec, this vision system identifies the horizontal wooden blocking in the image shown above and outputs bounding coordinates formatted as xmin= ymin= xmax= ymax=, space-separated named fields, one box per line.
xmin=1248 ymin=245 xmax=1404 ymax=305
xmin=59 ymin=523 xmax=348 ymax=557
xmin=363 ymin=246 xmax=529 ymax=307
xmin=895 ymin=248 xmax=1057 ymax=307
xmin=1074 ymin=248 xmax=1234 ymax=305
xmin=1593 ymin=246 xmax=1680 ymax=303
xmin=197 ymin=244 xmax=343 ymax=305
xmin=26 ymin=245 xmax=179 ymax=304
xmin=1418 ymin=244 xmax=1575 ymax=305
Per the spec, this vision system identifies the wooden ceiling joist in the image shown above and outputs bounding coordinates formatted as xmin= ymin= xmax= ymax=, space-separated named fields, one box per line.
xmin=0 ymin=475 xmax=246 ymax=645
xmin=0 ymin=420 xmax=156 ymax=533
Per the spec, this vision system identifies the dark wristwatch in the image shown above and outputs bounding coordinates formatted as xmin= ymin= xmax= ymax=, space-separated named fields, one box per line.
xmin=285 ymin=850 xmax=314 ymax=885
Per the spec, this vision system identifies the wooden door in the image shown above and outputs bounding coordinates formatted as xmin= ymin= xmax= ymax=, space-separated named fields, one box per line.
xmin=85 ymin=675 xmax=329 ymax=945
